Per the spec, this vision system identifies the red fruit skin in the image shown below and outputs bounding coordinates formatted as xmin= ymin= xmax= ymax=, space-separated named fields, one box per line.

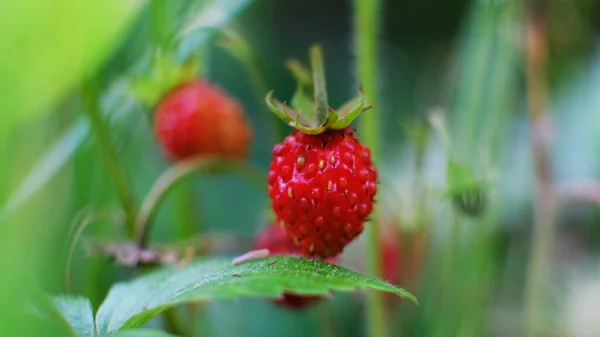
xmin=252 ymin=223 xmax=339 ymax=309
xmin=154 ymin=80 xmax=252 ymax=161
xmin=268 ymin=127 xmax=377 ymax=258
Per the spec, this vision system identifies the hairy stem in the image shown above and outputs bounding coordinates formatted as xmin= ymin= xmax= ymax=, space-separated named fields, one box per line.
xmin=134 ymin=156 xmax=266 ymax=248
xmin=81 ymin=81 xmax=137 ymax=236
xmin=354 ymin=0 xmax=386 ymax=336
xmin=522 ymin=9 xmax=556 ymax=337
xmin=310 ymin=44 xmax=329 ymax=126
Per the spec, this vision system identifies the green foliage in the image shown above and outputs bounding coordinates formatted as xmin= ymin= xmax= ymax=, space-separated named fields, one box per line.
xmin=52 ymin=296 xmax=95 ymax=337
xmin=130 ymin=52 xmax=200 ymax=109
xmin=44 ymin=256 xmax=416 ymax=336
xmin=266 ymin=45 xmax=373 ymax=135
xmin=1 ymin=0 xmax=260 ymax=218
xmin=95 ymin=256 xmax=416 ymax=334
xmin=106 ymin=329 xmax=177 ymax=337
xmin=0 ymin=120 xmax=89 ymax=218
xmin=0 ymin=0 xmax=144 ymax=137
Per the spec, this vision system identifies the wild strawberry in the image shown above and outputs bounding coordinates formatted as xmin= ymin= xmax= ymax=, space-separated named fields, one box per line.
xmin=265 ymin=45 xmax=377 ymax=259
xmin=252 ymin=223 xmax=339 ymax=309
xmin=268 ymin=127 xmax=377 ymax=258
xmin=154 ymin=80 xmax=252 ymax=161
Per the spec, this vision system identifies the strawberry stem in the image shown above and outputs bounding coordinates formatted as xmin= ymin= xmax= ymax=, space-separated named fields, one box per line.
xmin=134 ymin=156 xmax=266 ymax=248
xmin=81 ymin=80 xmax=138 ymax=237
xmin=310 ymin=44 xmax=329 ymax=127
xmin=522 ymin=9 xmax=557 ymax=337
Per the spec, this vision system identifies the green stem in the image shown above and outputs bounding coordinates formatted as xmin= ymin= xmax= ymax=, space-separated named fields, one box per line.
xmin=81 ymin=81 xmax=137 ymax=237
xmin=442 ymin=211 xmax=461 ymax=296
xmin=310 ymin=45 xmax=329 ymax=126
xmin=354 ymin=0 xmax=386 ymax=336
xmin=134 ymin=156 xmax=266 ymax=247
xmin=522 ymin=11 xmax=556 ymax=337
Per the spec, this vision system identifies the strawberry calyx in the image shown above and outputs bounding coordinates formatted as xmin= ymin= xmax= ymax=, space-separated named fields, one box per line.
xmin=265 ymin=44 xmax=373 ymax=135
xmin=130 ymin=50 xmax=200 ymax=109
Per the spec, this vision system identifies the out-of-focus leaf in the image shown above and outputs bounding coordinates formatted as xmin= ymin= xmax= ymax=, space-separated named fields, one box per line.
xmin=179 ymin=0 xmax=256 ymax=37
xmin=0 ymin=0 xmax=145 ymax=136
xmin=52 ymin=296 xmax=96 ymax=337
xmin=0 ymin=119 xmax=90 ymax=218
xmin=176 ymin=0 xmax=258 ymax=59
xmin=95 ymin=256 xmax=416 ymax=334
xmin=0 ymin=76 xmax=144 ymax=217
xmin=106 ymin=329 xmax=178 ymax=337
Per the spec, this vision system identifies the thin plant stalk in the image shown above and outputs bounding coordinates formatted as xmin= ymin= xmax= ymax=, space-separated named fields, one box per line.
xmin=353 ymin=0 xmax=386 ymax=336
xmin=134 ymin=156 xmax=267 ymax=248
xmin=522 ymin=10 xmax=557 ymax=337
xmin=81 ymin=81 xmax=138 ymax=236
xmin=310 ymin=44 xmax=329 ymax=125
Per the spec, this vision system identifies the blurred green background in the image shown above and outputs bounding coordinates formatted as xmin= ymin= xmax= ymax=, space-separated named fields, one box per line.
xmin=1 ymin=0 xmax=600 ymax=336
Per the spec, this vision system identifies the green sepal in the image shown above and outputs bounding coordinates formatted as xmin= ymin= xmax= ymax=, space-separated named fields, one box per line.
xmin=290 ymin=85 xmax=316 ymax=126
xmin=443 ymin=159 xmax=490 ymax=218
xmin=445 ymin=160 xmax=482 ymax=194
xmin=265 ymin=91 xmax=315 ymax=131
xmin=265 ymin=44 xmax=372 ymax=135
xmin=130 ymin=51 xmax=199 ymax=109
xmin=329 ymin=91 xmax=373 ymax=129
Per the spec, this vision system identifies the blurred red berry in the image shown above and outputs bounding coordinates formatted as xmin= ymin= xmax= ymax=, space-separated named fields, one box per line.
xmin=379 ymin=220 xmax=426 ymax=291
xmin=154 ymin=80 xmax=252 ymax=161
xmin=267 ymin=126 xmax=377 ymax=259
xmin=252 ymin=223 xmax=339 ymax=309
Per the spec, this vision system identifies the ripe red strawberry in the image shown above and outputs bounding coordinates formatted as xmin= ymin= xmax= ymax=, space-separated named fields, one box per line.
xmin=268 ymin=127 xmax=377 ymax=258
xmin=154 ymin=80 xmax=252 ymax=160
xmin=265 ymin=45 xmax=377 ymax=259
xmin=252 ymin=223 xmax=339 ymax=309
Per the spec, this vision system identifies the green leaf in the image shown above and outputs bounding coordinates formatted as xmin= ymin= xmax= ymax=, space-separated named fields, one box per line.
xmin=0 ymin=0 xmax=144 ymax=137
xmin=178 ymin=0 xmax=255 ymax=37
xmin=0 ymin=119 xmax=89 ymax=219
xmin=106 ymin=329 xmax=178 ymax=337
xmin=95 ymin=256 xmax=416 ymax=334
xmin=52 ymin=296 xmax=96 ymax=337
xmin=0 ymin=79 xmax=136 ymax=218
xmin=176 ymin=0 xmax=258 ymax=59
